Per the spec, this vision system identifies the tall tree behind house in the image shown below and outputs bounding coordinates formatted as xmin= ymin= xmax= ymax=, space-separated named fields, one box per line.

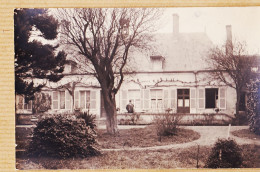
xmin=207 ymin=25 xmax=256 ymax=117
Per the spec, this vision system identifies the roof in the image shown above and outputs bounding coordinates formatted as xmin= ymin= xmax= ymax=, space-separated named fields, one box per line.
xmin=130 ymin=32 xmax=213 ymax=72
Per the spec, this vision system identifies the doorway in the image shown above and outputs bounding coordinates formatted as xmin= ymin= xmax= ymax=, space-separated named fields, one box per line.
xmin=177 ymin=89 xmax=190 ymax=113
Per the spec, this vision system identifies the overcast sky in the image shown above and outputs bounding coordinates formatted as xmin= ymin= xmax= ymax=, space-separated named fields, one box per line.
xmin=157 ymin=7 xmax=260 ymax=54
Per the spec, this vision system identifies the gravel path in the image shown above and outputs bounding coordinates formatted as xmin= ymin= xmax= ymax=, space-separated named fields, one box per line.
xmin=102 ymin=125 xmax=260 ymax=152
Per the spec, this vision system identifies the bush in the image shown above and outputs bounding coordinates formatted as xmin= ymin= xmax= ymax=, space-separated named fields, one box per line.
xmin=205 ymin=139 xmax=243 ymax=168
xmin=28 ymin=114 xmax=100 ymax=158
xmin=76 ymin=111 xmax=96 ymax=130
xmin=247 ymin=80 xmax=260 ymax=135
xmin=153 ymin=113 xmax=182 ymax=139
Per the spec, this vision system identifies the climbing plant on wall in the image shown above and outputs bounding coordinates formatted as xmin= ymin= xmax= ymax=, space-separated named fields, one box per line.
xmin=246 ymin=79 xmax=260 ymax=135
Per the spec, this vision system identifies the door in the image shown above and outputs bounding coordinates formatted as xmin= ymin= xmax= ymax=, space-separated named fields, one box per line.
xmin=177 ymin=89 xmax=190 ymax=113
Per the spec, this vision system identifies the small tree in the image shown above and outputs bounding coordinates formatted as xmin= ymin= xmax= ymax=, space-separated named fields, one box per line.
xmin=246 ymin=79 xmax=260 ymax=135
xmin=33 ymin=92 xmax=52 ymax=113
xmin=56 ymin=8 xmax=162 ymax=134
xmin=207 ymin=40 xmax=256 ymax=117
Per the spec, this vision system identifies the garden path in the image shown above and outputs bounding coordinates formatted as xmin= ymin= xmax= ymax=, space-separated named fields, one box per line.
xmin=100 ymin=125 xmax=260 ymax=152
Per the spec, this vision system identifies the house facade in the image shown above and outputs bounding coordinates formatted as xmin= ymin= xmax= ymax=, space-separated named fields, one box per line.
xmin=16 ymin=14 xmax=247 ymax=119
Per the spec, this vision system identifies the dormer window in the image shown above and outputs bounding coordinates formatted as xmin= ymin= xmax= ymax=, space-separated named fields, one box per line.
xmin=150 ymin=56 xmax=164 ymax=71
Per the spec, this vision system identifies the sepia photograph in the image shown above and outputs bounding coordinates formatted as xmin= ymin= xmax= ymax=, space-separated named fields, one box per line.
xmin=14 ymin=7 xmax=260 ymax=169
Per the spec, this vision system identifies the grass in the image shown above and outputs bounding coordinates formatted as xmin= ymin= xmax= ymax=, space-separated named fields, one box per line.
xmin=16 ymin=144 xmax=260 ymax=169
xmin=231 ymin=129 xmax=260 ymax=140
xmin=97 ymin=125 xmax=200 ymax=149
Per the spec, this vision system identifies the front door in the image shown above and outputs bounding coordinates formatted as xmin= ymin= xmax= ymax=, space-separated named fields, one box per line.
xmin=177 ymin=89 xmax=190 ymax=113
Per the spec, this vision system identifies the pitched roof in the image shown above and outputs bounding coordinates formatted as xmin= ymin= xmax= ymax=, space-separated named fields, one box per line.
xmin=130 ymin=32 xmax=213 ymax=72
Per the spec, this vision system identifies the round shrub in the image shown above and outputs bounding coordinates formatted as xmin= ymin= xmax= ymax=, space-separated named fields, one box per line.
xmin=205 ymin=139 xmax=243 ymax=168
xmin=28 ymin=114 xmax=100 ymax=158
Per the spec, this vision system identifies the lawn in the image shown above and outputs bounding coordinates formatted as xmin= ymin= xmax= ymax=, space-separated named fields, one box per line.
xmin=16 ymin=144 xmax=260 ymax=169
xmin=231 ymin=129 xmax=260 ymax=140
xmin=97 ymin=125 xmax=200 ymax=149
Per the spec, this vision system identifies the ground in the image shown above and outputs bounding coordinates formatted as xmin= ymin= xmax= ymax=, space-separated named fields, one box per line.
xmin=16 ymin=125 xmax=260 ymax=169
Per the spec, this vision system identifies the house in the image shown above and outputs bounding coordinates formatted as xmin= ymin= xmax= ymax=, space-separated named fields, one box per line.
xmin=16 ymin=14 xmax=252 ymax=123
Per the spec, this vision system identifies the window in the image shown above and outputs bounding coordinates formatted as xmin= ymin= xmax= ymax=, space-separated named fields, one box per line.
xmin=52 ymin=91 xmax=71 ymax=110
xmin=205 ymin=88 xmax=218 ymax=108
xmin=150 ymin=56 xmax=164 ymax=71
xmin=75 ymin=90 xmax=96 ymax=110
xmin=17 ymin=95 xmax=32 ymax=110
xmin=150 ymin=89 xmax=163 ymax=110
xmin=80 ymin=91 xmax=91 ymax=109
xmin=177 ymin=89 xmax=190 ymax=113
xmin=128 ymin=90 xmax=141 ymax=109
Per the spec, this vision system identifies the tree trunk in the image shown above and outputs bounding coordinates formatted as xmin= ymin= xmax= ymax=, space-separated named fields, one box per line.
xmin=103 ymin=91 xmax=118 ymax=134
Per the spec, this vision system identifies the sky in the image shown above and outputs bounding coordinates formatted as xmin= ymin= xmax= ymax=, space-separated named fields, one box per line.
xmin=35 ymin=7 xmax=260 ymax=55
xmin=157 ymin=7 xmax=260 ymax=54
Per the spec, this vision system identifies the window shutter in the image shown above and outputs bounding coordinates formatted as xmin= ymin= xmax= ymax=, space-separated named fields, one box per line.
xmin=60 ymin=91 xmax=65 ymax=109
xmin=170 ymin=89 xmax=176 ymax=111
xmin=65 ymin=91 xmax=71 ymax=110
xmin=90 ymin=91 xmax=96 ymax=109
xmin=121 ymin=90 xmax=128 ymax=112
xmin=163 ymin=89 xmax=169 ymax=109
xmin=143 ymin=89 xmax=150 ymax=110
xmin=74 ymin=91 xmax=79 ymax=109
xmin=198 ymin=88 xmax=205 ymax=109
xmin=80 ymin=91 xmax=86 ymax=109
xmin=190 ymin=88 xmax=196 ymax=113
xmin=53 ymin=91 xmax=59 ymax=110
xmin=219 ymin=87 xmax=226 ymax=109
xmin=140 ymin=89 xmax=144 ymax=110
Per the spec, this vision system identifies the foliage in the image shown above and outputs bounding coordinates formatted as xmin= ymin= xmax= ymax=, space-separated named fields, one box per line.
xmin=118 ymin=113 xmax=141 ymax=125
xmin=28 ymin=114 xmax=100 ymax=158
xmin=32 ymin=92 xmax=52 ymax=113
xmin=205 ymin=139 xmax=243 ymax=168
xmin=153 ymin=113 xmax=182 ymax=139
xmin=15 ymin=8 xmax=66 ymax=100
xmin=246 ymin=80 xmax=260 ymax=135
xmin=76 ymin=111 xmax=97 ymax=130
xmin=207 ymin=40 xmax=256 ymax=116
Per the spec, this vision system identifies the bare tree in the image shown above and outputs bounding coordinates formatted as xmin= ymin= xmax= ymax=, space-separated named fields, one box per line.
xmin=207 ymin=40 xmax=256 ymax=117
xmin=56 ymin=8 xmax=162 ymax=134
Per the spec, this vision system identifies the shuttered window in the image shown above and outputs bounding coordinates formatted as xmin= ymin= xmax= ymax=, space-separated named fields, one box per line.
xmin=150 ymin=89 xmax=163 ymax=111
xmin=128 ymin=89 xmax=141 ymax=110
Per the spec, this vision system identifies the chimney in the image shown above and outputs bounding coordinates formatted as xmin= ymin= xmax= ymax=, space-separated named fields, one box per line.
xmin=226 ymin=25 xmax=233 ymax=55
xmin=173 ymin=14 xmax=179 ymax=34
